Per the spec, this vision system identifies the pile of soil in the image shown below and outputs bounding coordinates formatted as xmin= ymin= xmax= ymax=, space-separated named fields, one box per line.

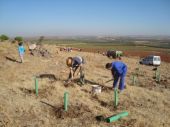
xmin=55 ymin=103 xmax=93 ymax=119
xmin=91 ymin=95 xmax=128 ymax=111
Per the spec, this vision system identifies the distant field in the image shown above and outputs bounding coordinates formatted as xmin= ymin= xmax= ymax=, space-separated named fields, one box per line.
xmin=31 ymin=39 xmax=170 ymax=62
xmin=41 ymin=39 xmax=170 ymax=52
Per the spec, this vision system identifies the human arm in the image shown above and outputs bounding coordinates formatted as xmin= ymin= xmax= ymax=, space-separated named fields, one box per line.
xmin=111 ymin=69 xmax=116 ymax=78
xmin=70 ymin=67 xmax=74 ymax=79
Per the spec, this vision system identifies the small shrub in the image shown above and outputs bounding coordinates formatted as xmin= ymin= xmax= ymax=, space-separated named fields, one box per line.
xmin=0 ymin=34 xmax=9 ymax=41
xmin=14 ymin=36 xmax=23 ymax=42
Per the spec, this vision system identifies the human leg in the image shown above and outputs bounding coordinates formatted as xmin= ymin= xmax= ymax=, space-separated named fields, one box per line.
xmin=113 ymin=75 xmax=119 ymax=88
xmin=79 ymin=67 xmax=85 ymax=85
xmin=20 ymin=54 xmax=24 ymax=63
xmin=119 ymin=75 xmax=125 ymax=90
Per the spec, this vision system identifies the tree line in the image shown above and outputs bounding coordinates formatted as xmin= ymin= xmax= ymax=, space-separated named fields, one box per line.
xmin=0 ymin=35 xmax=45 ymax=45
xmin=0 ymin=34 xmax=23 ymax=42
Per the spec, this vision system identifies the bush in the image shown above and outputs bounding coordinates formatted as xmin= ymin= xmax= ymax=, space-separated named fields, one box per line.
xmin=14 ymin=36 xmax=23 ymax=42
xmin=0 ymin=34 xmax=9 ymax=41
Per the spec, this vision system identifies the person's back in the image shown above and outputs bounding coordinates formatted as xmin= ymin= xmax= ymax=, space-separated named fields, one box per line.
xmin=112 ymin=61 xmax=127 ymax=76
xmin=73 ymin=56 xmax=83 ymax=65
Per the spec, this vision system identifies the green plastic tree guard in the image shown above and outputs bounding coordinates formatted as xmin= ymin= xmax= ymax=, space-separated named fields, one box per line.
xmin=114 ymin=88 xmax=118 ymax=107
xmin=155 ymin=69 xmax=160 ymax=78
xmin=106 ymin=112 xmax=129 ymax=123
xmin=155 ymin=69 xmax=161 ymax=82
xmin=157 ymin=73 xmax=161 ymax=82
xmin=35 ymin=77 xmax=38 ymax=96
xmin=64 ymin=92 xmax=69 ymax=111
xmin=132 ymin=75 xmax=136 ymax=85
xmin=155 ymin=70 xmax=157 ymax=78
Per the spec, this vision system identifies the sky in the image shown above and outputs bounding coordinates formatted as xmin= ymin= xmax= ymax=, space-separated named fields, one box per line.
xmin=0 ymin=0 xmax=170 ymax=37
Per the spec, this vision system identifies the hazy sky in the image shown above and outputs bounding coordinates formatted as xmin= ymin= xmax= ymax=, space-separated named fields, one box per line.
xmin=0 ymin=0 xmax=170 ymax=37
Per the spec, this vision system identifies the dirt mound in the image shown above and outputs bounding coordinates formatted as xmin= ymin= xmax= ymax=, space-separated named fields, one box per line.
xmin=55 ymin=103 xmax=93 ymax=119
xmin=91 ymin=95 xmax=122 ymax=111
xmin=19 ymin=85 xmax=56 ymax=98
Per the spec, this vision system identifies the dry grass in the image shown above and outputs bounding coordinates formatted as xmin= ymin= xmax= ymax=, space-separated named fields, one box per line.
xmin=0 ymin=42 xmax=170 ymax=127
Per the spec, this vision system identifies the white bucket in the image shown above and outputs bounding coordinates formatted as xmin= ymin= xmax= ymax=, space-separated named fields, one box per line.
xmin=92 ymin=85 xmax=101 ymax=94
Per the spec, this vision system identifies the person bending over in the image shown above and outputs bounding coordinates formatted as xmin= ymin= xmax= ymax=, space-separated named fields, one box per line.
xmin=66 ymin=56 xmax=85 ymax=84
xmin=105 ymin=61 xmax=127 ymax=92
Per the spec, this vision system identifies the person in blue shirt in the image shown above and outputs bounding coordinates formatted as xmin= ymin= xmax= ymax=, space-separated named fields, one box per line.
xmin=18 ymin=42 xmax=25 ymax=63
xmin=105 ymin=61 xmax=127 ymax=91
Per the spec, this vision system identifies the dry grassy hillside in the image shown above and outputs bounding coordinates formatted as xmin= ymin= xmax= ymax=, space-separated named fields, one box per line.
xmin=0 ymin=42 xmax=170 ymax=127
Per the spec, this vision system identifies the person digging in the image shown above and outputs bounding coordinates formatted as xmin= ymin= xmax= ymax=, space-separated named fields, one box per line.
xmin=105 ymin=60 xmax=127 ymax=92
xmin=65 ymin=56 xmax=85 ymax=86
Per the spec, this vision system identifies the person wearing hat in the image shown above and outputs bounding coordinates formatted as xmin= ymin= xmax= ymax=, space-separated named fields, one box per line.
xmin=66 ymin=56 xmax=85 ymax=84
xmin=105 ymin=60 xmax=127 ymax=92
